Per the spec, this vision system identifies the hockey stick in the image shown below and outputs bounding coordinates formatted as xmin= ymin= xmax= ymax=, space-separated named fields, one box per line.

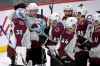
xmin=49 ymin=0 xmax=54 ymax=14
xmin=0 ymin=25 xmax=16 ymax=66
xmin=0 ymin=25 xmax=12 ymax=45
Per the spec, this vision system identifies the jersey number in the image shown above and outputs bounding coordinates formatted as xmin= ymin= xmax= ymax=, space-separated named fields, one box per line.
xmin=16 ymin=30 xmax=23 ymax=35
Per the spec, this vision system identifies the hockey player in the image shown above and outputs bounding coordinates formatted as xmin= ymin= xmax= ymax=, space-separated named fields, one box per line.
xmin=89 ymin=12 xmax=100 ymax=66
xmin=74 ymin=12 xmax=91 ymax=66
xmin=77 ymin=15 xmax=88 ymax=36
xmin=47 ymin=13 xmax=63 ymax=41
xmin=45 ymin=12 xmax=64 ymax=66
xmin=75 ymin=15 xmax=93 ymax=66
xmin=62 ymin=4 xmax=74 ymax=21
xmin=25 ymin=3 xmax=47 ymax=66
xmin=0 ymin=15 xmax=16 ymax=66
xmin=12 ymin=3 xmax=31 ymax=66
xmin=84 ymin=14 xmax=94 ymax=40
xmin=58 ymin=16 xmax=77 ymax=66
xmin=56 ymin=5 xmax=77 ymax=65
xmin=76 ymin=4 xmax=87 ymax=16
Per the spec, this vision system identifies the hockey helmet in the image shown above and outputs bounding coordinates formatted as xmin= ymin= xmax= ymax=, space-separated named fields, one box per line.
xmin=86 ymin=14 xmax=94 ymax=22
xmin=26 ymin=3 xmax=39 ymax=11
xmin=76 ymin=4 xmax=87 ymax=15
xmin=94 ymin=13 xmax=100 ymax=23
xmin=64 ymin=4 xmax=73 ymax=11
xmin=49 ymin=13 xmax=60 ymax=21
